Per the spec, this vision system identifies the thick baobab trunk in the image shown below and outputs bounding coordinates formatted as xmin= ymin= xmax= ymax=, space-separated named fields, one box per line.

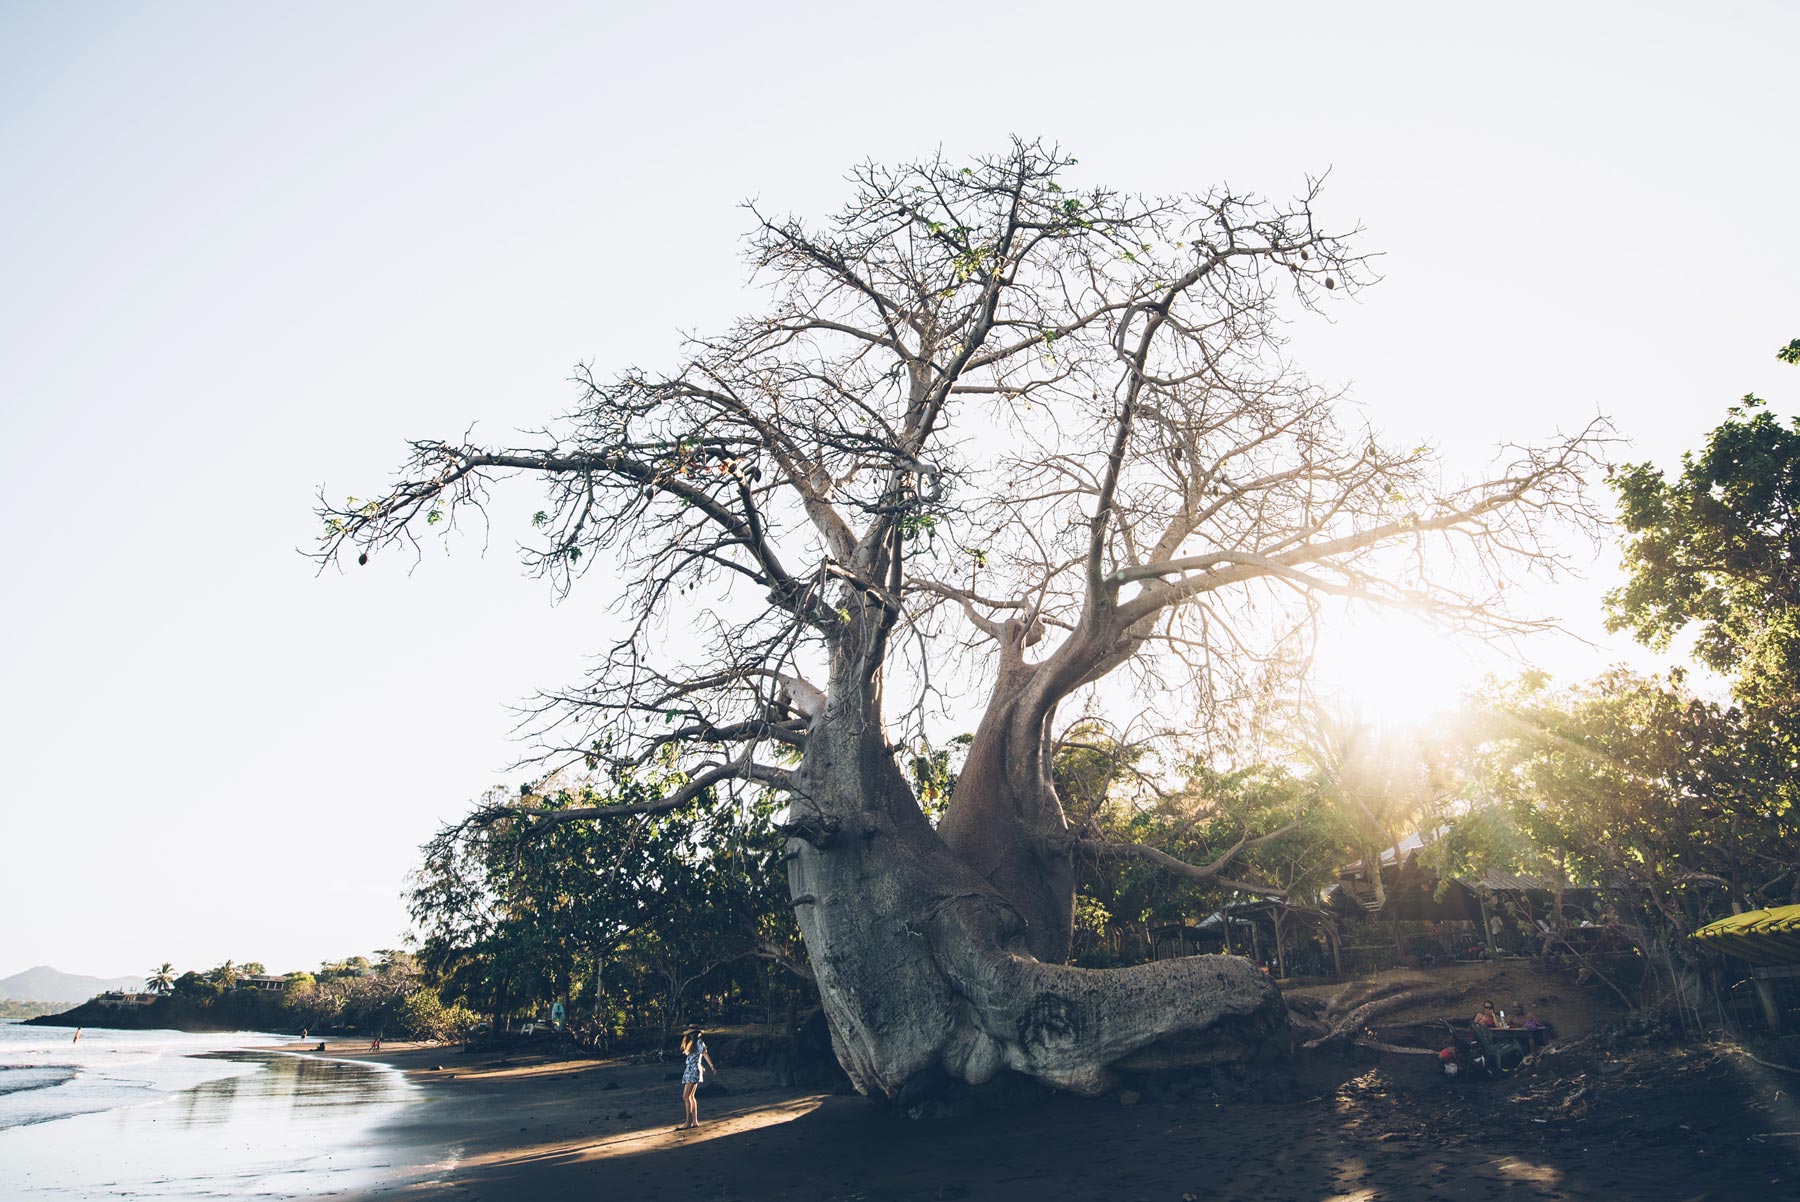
xmin=936 ymin=610 xmax=1167 ymax=966
xmin=783 ymin=667 xmax=1283 ymax=1100
xmin=936 ymin=655 xmax=1076 ymax=964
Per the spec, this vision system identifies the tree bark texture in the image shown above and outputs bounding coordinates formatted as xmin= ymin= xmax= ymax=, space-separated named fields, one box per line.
xmin=936 ymin=637 xmax=1077 ymax=964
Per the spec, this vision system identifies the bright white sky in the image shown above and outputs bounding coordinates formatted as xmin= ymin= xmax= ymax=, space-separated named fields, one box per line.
xmin=3 ymin=1 xmax=1796 ymax=981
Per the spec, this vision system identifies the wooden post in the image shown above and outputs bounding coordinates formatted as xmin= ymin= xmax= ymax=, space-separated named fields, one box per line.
xmin=1272 ymin=908 xmax=1288 ymax=978
xmin=1753 ymin=970 xmax=1785 ymax=1031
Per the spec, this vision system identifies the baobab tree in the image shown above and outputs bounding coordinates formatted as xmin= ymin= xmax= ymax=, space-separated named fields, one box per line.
xmin=318 ymin=140 xmax=1604 ymax=1098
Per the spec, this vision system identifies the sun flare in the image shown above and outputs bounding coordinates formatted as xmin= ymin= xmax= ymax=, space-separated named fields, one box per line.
xmin=1309 ymin=608 xmax=1487 ymax=727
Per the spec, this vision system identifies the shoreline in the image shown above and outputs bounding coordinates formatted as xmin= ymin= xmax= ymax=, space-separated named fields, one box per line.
xmin=0 ymin=1028 xmax=419 ymax=1200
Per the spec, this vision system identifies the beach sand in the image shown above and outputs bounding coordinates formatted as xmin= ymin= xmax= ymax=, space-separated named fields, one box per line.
xmin=318 ymin=1032 xmax=1800 ymax=1202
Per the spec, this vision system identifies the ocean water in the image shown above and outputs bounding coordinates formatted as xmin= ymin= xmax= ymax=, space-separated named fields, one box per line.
xmin=0 ymin=1021 xmax=418 ymax=1199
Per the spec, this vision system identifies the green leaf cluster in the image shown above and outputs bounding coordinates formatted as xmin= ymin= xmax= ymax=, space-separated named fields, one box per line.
xmin=1608 ymin=345 xmax=1800 ymax=713
xmin=1468 ymin=671 xmax=1797 ymax=939
xmin=407 ymin=771 xmax=806 ymax=1041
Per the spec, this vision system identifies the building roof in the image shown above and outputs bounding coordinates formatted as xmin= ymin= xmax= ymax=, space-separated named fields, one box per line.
xmin=1452 ymin=867 xmax=1585 ymax=894
xmin=1153 ymin=901 xmax=1341 ymax=938
xmin=1339 ymin=830 xmax=1433 ymax=874
xmin=1338 ymin=838 xmax=1588 ymax=896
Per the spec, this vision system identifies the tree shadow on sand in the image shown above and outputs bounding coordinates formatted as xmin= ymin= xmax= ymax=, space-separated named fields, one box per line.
xmin=388 ymin=1050 xmax=1799 ymax=1202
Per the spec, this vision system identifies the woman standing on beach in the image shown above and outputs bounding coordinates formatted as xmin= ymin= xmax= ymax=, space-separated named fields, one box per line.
xmin=678 ymin=1027 xmax=715 ymax=1130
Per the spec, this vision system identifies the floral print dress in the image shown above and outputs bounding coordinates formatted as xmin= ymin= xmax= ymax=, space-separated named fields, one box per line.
xmin=681 ymin=1039 xmax=707 ymax=1085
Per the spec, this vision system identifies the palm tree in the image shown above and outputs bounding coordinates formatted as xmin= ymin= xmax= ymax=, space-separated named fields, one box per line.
xmin=147 ymin=963 xmax=176 ymax=994
xmin=209 ymin=959 xmax=238 ymax=990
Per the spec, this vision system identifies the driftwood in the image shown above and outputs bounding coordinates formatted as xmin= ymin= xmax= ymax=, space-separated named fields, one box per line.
xmin=1303 ymin=974 xmax=1455 ymax=1053
xmin=1352 ymin=1038 xmax=1442 ymax=1055
xmin=1323 ymin=972 xmax=1431 ymax=1015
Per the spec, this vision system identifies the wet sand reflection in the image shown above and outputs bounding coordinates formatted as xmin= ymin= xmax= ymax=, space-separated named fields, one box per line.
xmin=0 ymin=1051 xmax=416 ymax=1199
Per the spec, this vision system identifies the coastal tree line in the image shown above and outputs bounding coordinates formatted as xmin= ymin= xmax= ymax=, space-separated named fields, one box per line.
xmin=400 ymin=679 xmax=1794 ymax=1045
xmin=50 ymin=953 xmax=482 ymax=1042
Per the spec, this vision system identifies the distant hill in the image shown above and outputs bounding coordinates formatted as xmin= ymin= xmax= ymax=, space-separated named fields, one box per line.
xmin=0 ymin=966 xmax=145 ymax=1003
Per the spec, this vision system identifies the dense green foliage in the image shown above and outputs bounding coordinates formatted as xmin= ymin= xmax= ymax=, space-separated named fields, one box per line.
xmin=1470 ymin=672 xmax=1797 ymax=936
xmin=407 ymin=768 xmax=803 ymax=1043
xmin=1071 ymin=760 xmax=1340 ymax=959
xmin=40 ymin=954 xmax=469 ymax=1039
xmin=1608 ymin=343 xmax=1800 ymax=711
xmin=390 ymin=989 xmax=483 ymax=1042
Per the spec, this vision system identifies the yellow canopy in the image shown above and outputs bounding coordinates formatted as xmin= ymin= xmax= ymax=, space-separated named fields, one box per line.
xmin=1690 ymin=904 xmax=1800 ymax=966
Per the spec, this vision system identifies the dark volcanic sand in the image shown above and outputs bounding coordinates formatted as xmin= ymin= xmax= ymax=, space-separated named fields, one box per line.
xmin=356 ymin=1036 xmax=1799 ymax=1202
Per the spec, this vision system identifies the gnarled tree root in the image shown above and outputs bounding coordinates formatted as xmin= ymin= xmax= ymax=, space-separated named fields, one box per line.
xmin=925 ymin=901 xmax=1285 ymax=1095
xmin=787 ymin=776 xmax=1288 ymax=1101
